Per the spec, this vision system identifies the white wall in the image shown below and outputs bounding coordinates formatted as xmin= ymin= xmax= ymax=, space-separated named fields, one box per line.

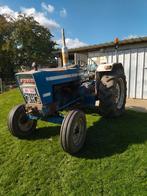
xmin=88 ymin=48 xmax=147 ymax=99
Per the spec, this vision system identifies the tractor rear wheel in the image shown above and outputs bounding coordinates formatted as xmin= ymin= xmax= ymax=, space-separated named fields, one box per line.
xmin=99 ymin=68 xmax=127 ymax=117
xmin=60 ymin=109 xmax=87 ymax=154
xmin=8 ymin=104 xmax=37 ymax=138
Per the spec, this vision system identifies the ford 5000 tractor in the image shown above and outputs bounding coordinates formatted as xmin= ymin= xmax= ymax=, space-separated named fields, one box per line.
xmin=8 ymin=29 xmax=126 ymax=154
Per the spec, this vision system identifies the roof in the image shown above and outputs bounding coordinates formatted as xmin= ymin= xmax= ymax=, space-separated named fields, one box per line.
xmin=56 ymin=36 xmax=147 ymax=54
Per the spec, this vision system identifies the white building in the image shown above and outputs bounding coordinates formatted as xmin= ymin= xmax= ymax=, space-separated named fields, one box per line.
xmin=61 ymin=37 xmax=147 ymax=99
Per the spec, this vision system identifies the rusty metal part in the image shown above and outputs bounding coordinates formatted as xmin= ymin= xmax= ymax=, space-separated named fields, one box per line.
xmin=25 ymin=103 xmax=42 ymax=115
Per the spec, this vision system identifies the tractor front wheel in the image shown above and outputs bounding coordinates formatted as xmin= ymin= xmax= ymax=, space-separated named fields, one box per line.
xmin=8 ymin=104 xmax=37 ymax=138
xmin=60 ymin=109 xmax=87 ymax=154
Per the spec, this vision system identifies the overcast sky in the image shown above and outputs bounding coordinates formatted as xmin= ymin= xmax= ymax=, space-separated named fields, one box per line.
xmin=0 ymin=0 xmax=147 ymax=48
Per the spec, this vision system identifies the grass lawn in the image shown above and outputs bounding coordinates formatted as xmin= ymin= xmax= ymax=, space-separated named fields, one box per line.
xmin=0 ymin=89 xmax=147 ymax=195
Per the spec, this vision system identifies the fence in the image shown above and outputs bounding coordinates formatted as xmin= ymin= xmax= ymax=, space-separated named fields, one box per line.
xmin=0 ymin=72 xmax=16 ymax=93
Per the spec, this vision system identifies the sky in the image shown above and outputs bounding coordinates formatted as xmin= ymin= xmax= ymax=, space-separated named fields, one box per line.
xmin=0 ymin=0 xmax=147 ymax=48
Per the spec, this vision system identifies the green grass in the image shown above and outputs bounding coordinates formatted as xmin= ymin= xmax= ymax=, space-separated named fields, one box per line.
xmin=0 ymin=89 xmax=147 ymax=196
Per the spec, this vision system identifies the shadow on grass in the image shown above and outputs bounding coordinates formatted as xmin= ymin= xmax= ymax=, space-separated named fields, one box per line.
xmin=24 ymin=109 xmax=147 ymax=159
xmin=27 ymin=125 xmax=60 ymax=140
xmin=77 ymin=110 xmax=147 ymax=159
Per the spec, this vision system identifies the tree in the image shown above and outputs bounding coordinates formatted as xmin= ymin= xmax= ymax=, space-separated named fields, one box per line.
xmin=0 ymin=15 xmax=14 ymax=80
xmin=0 ymin=14 xmax=57 ymax=81
xmin=11 ymin=15 xmax=56 ymax=68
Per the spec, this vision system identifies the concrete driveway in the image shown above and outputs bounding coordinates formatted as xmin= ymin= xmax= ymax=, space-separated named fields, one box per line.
xmin=96 ymin=99 xmax=147 ymax=113
xmin=126 ymin=99 xmax=147 ymax=113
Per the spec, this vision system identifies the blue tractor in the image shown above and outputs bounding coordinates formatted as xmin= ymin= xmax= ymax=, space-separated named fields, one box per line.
xmin=8 ymin=30 xmax=126 ymax=154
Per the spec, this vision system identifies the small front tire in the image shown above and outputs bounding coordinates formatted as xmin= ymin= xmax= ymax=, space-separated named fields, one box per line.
xmin=60 ymin=109 xmax=87 ymax=154
xmin=8 ymin=104 xmax=37 ymax=138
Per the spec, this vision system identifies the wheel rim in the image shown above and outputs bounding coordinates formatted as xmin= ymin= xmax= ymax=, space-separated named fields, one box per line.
xmin=72 ymin=117 xmax=84 ymax=146
xmin=115 ymin=78 xmax=125 ymax=109
xmin=18 ymin=112 xmax=34 ymax=132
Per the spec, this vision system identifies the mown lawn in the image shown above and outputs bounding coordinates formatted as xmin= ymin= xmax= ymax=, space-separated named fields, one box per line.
xmin=0 ymin=89 xmax=147 ymax=196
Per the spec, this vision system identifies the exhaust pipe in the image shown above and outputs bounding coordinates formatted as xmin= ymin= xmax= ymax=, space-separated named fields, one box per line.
xmin=61 ymin=28 xmax=69 ymax=68
xmin=114 ymin=37 xmax=119 ymax=63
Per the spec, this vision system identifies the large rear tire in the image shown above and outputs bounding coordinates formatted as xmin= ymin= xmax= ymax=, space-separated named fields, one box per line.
xmin=60 ymin=109 xmax=87 ymax=154
xmin=99 ymin=68 xmax=127 ymax=117
xmin=8 ymin=104 xmax=37 ymax=138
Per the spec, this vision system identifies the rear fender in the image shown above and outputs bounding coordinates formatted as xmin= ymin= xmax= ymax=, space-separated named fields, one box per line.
xmin=96 ymin=63 xmax=113 ymax=72
xmin=96 ymin=63 xmax=124 ymax=73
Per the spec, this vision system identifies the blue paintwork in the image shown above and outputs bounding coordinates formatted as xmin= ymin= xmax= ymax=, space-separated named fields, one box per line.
xmin=58 ymin=97 xmax=81 ymax=110
xmin=15 ymin=66 xmax=96 ymax=124
xmin=16 ymin=67 xmax=83 ymax=105
xmin=29 ymin=113 xmax=64 ymax=124
xmin=42 ymin=115 xmax=64 ymax=124
xmin=28 ymin=114 xmax=39 ymax=120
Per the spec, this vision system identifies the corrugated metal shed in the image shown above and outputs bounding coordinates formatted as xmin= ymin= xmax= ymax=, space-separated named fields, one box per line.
xmin=100 ymin=48 xmax=147 ymax=99
xmin=57 ymin=36 xmax=147 ymax=99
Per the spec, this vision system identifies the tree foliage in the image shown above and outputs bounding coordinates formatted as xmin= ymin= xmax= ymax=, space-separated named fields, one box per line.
xmin=0 ymin=14 xmax=57 ymax=80
xmin=0 ymin=15 xmax=14 ymax=75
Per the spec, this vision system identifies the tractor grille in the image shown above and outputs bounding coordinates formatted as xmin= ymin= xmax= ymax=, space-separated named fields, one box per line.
xmin=24 ymin=92 xmax=38 ymax=103
xmin=16 ymin=74 xmax=41 ymax=104
xmin=21 ymin=87 xmax=40 ymax=104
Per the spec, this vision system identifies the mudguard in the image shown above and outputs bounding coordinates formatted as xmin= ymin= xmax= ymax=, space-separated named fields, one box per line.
xmin=96 ymin=63 xmax=124 ymax=72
